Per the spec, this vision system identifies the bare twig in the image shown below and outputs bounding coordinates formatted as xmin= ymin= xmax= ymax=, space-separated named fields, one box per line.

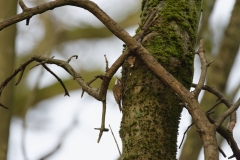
xmin=109 ymin=124 xmax=121 ymax=156
xmin=32 ymin=55 xmax=100 ymax=100
xmin=19 ymin=0 xmax=28 ymax=10
xmin=15 ymin=64 xmax=26 ymax=85
xmin=0 ymin=103 xmax=9 ymax=109
xmin=41 ymin=64 xmax=70 ymax=97
xmin=0 ymin=58 xmax=35 ymax=97
xmin=81 ymin=75 xmax=103 ymax=98
xmin=218 ymin=146 xmax=226 ymax=158
xmin=207 ymin=115 xmax=240 ymax=159
xmin=179 ymin=123 xmax=194 ymax=149
xmin=215 ymin=98 xmax=240 ymax=128
xmin=104 ymin=55 xmax=109 ymax=71
xmin=18 ymin=0 xmax=31 ymax=25
xmin=192 ymin=83 xmax=237 ymax=131
xmin=206 ymin=101 xmax=222 ymax=113
xmin=94 ymin=101 xmax=109 ymax=143
xmin=0 ymin=55 xmax=100 ymax=108
xmin=67 ymin=55 xmax=78 ymax=63
xmin=30 ymin=59 xmax=50 ymax=70
xmin=193 ymin=39 xmax=213 ymax=98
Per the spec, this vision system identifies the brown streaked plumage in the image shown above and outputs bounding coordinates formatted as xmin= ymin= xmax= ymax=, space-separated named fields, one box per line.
xmin=127 ymin=56 xmax=136 ymax=68
xmin=112 ymin=78 xmax=123 ymax=112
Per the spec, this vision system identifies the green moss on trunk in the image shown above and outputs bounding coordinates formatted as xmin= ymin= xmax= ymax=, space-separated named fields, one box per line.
xmin=120 ymin=0 xmax=201 ymax=159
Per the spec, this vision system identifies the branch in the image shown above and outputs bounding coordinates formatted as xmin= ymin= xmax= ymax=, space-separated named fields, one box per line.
xmin=81 ymin=75 xmax=103 ymax=98
xmin=192 ymin=83 xmax=237 ymax=131
xmin=41 ymin=63 xmax=70 ymax=97
xmin=0 ymin=2 xmax=226 ymax=155
xmin=67 ymin=55 xmax=78 ymax=63
xmin=0 ymin=55 xmax=100 ymax=108
xmin=193 ymin=39 xmax=213 ymax=98
xmin=0 ymin=0 xmax=134 ymax=47
xmin=0 ymin=58 xmax=35 ymax=97
xmin=215 ymin=98 xmax=240 ymax=129
xmin=207 ymin=115 xmax=240 ymax=159
xmin=179 ymin=123 xmax=194 ymax=149
xmin=0 ymin=103 xmax=9 ymax=109
xmin=32 ymin=55 xmax=100 ymax=99
xmin=104 ymin=55 xmax=109 ymax=71
xmin=0 ymin=1 xmax=203 ymax=104
xmin=94 ymin=101 xmax=109 ymax=143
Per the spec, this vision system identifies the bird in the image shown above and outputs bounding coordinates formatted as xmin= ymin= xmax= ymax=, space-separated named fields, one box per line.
xmin=127 ymin=56 xmax=136 ymax=68
xmin=112 ymin=78 xmax=123 ymax=112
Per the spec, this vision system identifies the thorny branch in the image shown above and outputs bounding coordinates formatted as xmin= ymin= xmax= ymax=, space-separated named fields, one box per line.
xmin=0 ymin=0 xmax=239 ymax=158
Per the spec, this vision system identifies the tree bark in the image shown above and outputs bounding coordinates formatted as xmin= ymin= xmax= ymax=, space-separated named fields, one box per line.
xmin=120 ymin=0 xmax=201 ymax=159
xmin=0 ymin=1 xmax=17 ymax=159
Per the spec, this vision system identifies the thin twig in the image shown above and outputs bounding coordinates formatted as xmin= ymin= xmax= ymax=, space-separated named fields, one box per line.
xmin=0 ymin=58 xmax=35 ymax=97
xmin=30 ymin=60 xmax=48 ymax=70
xmin=109 ymin=124 xmax=121 ymax=156
xmin=15 ymin=64 xmax=26 ymax=85
xmin=215 ymin=98 xmax=240 ymax=128
xmin=18 ymin=0 xmax=31 ymax=25
xmin=0 ymin=103 xmax=9 ymax=109
xmin=192 ymin=83 xmax=237 ymax=131
xmin=104 ymin=55 xmax=109 ymax=71
xmin=94 ymin=101 xmax=109 ymax=143
xmin=41 ymin=64 xmax=70 ymax=97
xmin=218 ymin=146 xmax=226 ymax=158
xmin=67 ymin=55 xmax=78 ymax=63
xmin=193 ymin=39 xmax=213 ymax=98
xmin=19 ymin=0 xmax=28 ymax=10
xmin=32 ymin=55 xmax=100 ymax=100
xmin=207 ymin=115 xmax=240 ymax=159
xmin=206 ymin=101 xmax=222 ymax=113
xmin=81 ymin=75 xmax=103 ymax=98
xmin=179 ymin=123 xmax=194 ymax=149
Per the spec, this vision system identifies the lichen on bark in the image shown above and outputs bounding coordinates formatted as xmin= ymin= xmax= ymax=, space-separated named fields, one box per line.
xmin=120 ymin=0 xmax=201 ymax=159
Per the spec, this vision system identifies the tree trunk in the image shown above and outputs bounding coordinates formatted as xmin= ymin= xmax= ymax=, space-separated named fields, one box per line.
xmin=0 ymin=1 xmax=17 ymax=159
xmin=120 ymin=0 xmax=201 ymax=159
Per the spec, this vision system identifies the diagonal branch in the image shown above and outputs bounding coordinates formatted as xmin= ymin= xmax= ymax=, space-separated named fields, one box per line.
xmin=0 ymin=103 xmax=9 ymax=109
xmin=41 ymin=63 xmax=70 ymax=97
xmin=81 ymin=75 xmax=103 ymax=98
xmin=0 ymin=58 xmax=35 ymax=97
xmin=215 ymin=98 xmax=240 ymax=129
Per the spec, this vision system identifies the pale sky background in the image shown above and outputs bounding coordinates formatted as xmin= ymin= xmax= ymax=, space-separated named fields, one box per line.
xmin=7 ymin=0 xmax=240 ymax=160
